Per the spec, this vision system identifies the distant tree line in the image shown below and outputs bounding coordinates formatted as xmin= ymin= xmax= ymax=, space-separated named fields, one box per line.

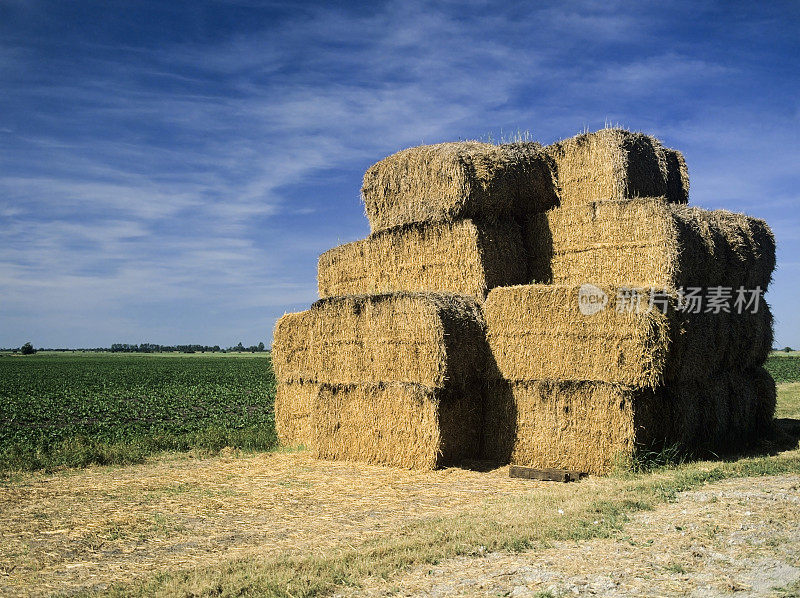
xmin=2 ymin=341 xmax=268 ymax=354
xmin=107 ymin=342 xmax=268 ymax=353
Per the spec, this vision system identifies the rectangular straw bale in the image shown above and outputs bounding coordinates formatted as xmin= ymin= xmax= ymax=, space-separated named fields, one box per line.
xmin=481 ymin=380 xmax=668 ymax=475
xmin=723 ymin=305 xmax=773 ymax=372
xmin=482 ymin=368 xmax=775 ymax=475
xmin=484 ymin=284 xmax=677 ymax=388
xmin=674 ymin=368 xmax=775 ymax=449
xmin=544 ymin=128 xmax=688 ymax=205
xmin=527 ymin=199 xmax=776 ymax=292
xmin=274 ymin=381 xmax=318 ymax=447
xmin=361 ymin=141 xmax=558 ymax=232
xmin=318 ymin=219 xmax=526 ymax=301
xmin=527 ymin=199 xmax=724 ymax=288
xmin=658 ymin=301 xmax=772 ymax=380
xmin=649 ymin=369 xmax=772 ymax=454
xmin=751 ymin=366 xmax=777 ymax=434
xmin=484 ymin=283 xmax=767 ymax=386
xmin=705 ymin=210 xmax=776 ymax=291
xmin=272 ymin=292 xmax=487 ymax=387
xmin=312 ymin=382 xmax=482 ymax=469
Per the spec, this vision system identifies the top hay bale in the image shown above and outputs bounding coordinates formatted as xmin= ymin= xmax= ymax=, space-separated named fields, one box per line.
xmin=272 ymin=292 xmax=487 ymax=388
xmin=527 ymin=199 xmax=776 ymax=292
xmin=361 ymin=141 xmax=558 ymax=232
xmin=545 ymin=128 xmax=689 ymax=205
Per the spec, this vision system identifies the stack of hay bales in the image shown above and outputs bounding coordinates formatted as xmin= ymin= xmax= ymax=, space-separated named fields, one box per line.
xmin=273 ymin=127 xmax=777 ymax=475
xmin=274 ymin=142 xmax=559 ymax=468
xmin=483 ymin=129 xmax=776 ymax=474
xmin=273 ymin=293 xmax=488 ymax=469
xmin=318 ymin=142 xmax=558 ymax=300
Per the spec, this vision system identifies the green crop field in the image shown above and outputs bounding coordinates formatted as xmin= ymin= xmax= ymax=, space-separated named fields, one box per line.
xmin=1 ymin=352 xmax=798 ymax=474
xmin=0 ymin=352 xmax=276 ymax=472
xmin=765 ymin=355 xmax=800 ymax=384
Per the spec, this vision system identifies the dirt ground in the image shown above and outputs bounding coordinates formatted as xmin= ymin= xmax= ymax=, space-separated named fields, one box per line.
xmin=341 ymin=475 xmax=800 ymax=598
xmin=1 ymin=450 xmax=799 ymax=597
xmin=0 ymin=449 xmax=533 ymax=596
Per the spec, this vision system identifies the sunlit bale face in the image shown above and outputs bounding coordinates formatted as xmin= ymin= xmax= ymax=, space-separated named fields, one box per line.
xmin=361 ymin=141 xmax=558 ymax=233
xmin=317 ymin=219 xmax=527 ymax=302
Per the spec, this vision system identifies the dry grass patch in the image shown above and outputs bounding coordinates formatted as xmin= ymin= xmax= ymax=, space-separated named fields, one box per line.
xmin=341 ymin=475 xmax=800 ymax=597
xmin=0 ymin=451 xmax=532 ymax=597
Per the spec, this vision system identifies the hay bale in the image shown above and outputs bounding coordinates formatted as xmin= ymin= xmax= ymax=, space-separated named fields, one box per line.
xmin=484 ymin=283 xmax=771 ymax=387
xmin=527 ymin=199 xmax=709 ymax=287
xmin=312 ymin=382 xmax=482 ymax=469
xmin=724 ymin=305 xmax=773 ymax=372
xmin=751 ymin=366 xmax=777 ymax=434
xmin=662 ymin=370 xmax=773 ymax=452
xmin=482 ymin=369 xmax=774 ymax=475
xmin=484 ymin=284 xmax=676 ymax=388
xmin=527 ymin=199 xmax=776 ymax=291
xmin=663 ymin=147 xmax=690 ymax=203
xmin=272 ymin=292 xmax=487 ymax=387
xmin=482 ymin=380 xmax=666 ymax=475
xmin=361 ymin=141 xmax=558 ymax=232
xmin=274 ymin=381 xmax=318 ymax=447
xmin=544 ymin=128 xmax=688 ymax=205
xmin=318 ymin=219 xmax=527 ymax=301
xmin=705 ymin=210 xmax=776 ymax=291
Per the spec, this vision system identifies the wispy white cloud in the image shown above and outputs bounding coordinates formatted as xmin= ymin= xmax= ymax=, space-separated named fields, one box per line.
xmin=1 ymin=0 xmax=798 ymax=346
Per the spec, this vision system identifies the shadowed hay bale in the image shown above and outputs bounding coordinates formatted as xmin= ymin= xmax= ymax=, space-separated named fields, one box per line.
xmin=544 ymin=128 xmax=689 ymax=205
xmin=751 ymin=366 xmax=777 ymax=434
xmin=705 ymin=210 xmax=776 ymax=291
xmin=726 ymin=305 xmax=773 ymax=372
xmin=318 ymin=220 xmax=527 ymax=301
xmin=663 ymin=147 xmax=690 ymax=203
xmin=668 ymin=367 xmax=775 ymax=449
xmin=482 ymin=368 xmax=774 ymax=475
xmin=274 ymin=381 xmax=318 ymax=447
xmin=272 ymin=292 xmax=487 ymax=387
xmin=527 ymin=199 xmax=776 ymax=291
xmin=484 ymin=284 xmax=772 ymax=387
xmin=665 ymin=303 xmax=772 ymax=380
xmin=312 ymin=382 xmax=482 ymax=469
xmin=361 ymin=141 xmax=558 ymax=232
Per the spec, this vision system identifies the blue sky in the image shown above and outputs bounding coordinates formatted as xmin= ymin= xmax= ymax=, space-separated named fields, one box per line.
xmin=1 ymin=0 xmax=798 ymax=348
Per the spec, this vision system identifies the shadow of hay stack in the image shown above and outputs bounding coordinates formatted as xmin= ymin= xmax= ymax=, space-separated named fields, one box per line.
xmin=272 ymin=127 xmax=778 ymax=476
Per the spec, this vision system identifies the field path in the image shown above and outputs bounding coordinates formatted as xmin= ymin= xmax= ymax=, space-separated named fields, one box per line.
xmin=340 ymin=475 xmax=800 ymax=597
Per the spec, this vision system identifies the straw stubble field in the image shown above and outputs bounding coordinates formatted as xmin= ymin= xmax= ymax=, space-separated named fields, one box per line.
xmin=0 ymin=355 xmax=799 ymax=597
